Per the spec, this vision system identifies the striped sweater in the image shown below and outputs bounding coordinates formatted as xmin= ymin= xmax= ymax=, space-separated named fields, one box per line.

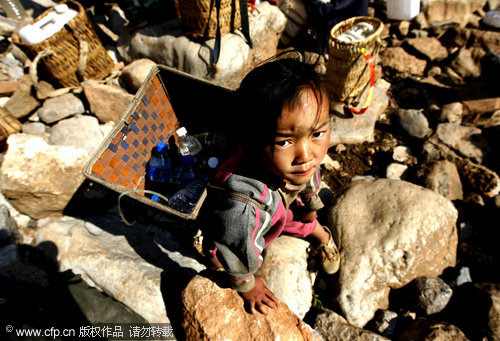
xmin=205 ymin=151 xmax=324 ymax=292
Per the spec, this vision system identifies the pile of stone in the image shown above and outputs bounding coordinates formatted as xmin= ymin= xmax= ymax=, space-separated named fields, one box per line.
xmin=0 ymin=0 xmax=499 ymax=340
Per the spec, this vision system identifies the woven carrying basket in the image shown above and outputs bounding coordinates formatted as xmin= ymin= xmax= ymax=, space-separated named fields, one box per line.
xmin=326 ymin=16 xmax=383 ymax=102
xmin=83 ymin=65 xmax=222 ymax=220
xmin=177 ymin=0 xmax=241 ymax=39
xmin=0 ymin=108 xmax=21 ymax=148
xmin=12 ymin=1 xmax=114 ymax=88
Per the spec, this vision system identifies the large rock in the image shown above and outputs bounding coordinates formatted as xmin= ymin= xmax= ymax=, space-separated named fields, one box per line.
xmin=379 ymin=47 xmax=427 ymax=78
xmin=0 ymin=134 xmax=89 ymax=219
xmin=4 ymin=76 xmax=40 ymax=119
xmin=406 ymin=37 xmax=448 ymax=61
xmin=422 ymin=0 xmax=487 ymax=27
xmin=314 ymin=308 xmax=389 ymax=341
xmin=82 ymin=80 xmax=133 ymax=123
xmin=120 ymin=2 xmax=286 ymax=89
xmin=398 ymin=109 xmax=430 ymax=138
xmin=436 ymin=123 xmax=489 ymax=163
xmin=36 ymin=215 xmax=206 ymax=325
xmin=120 ymin=58 xmax=157 ymax=93
xmin=255 ymin=236 xmax=314 ymax=319
xmin=440 ymin=102 xmax=464 ymax=124
xmin=182 ymin=275 xmax=314 ymax=340
xmin=404 ymin=276 xmax=454 ymax=315
xmin=474 ymin=283 xmax=500 ymax=341
xmin=450 ymin=47 xmax=483 ymax=79
xmin=328 ymin=178 xmax=458 ymax=327
xmin=462 ymin=97 xmax=500 ymax=116
xmin=458 ymin=160 xmax=500 ymax=198
xmin=0 ymin=80 xmax=19 ymax=96
xmin=36 ymin=93 xmax=85 ymax=124
xmin=47 ymin=115 xmax=104 ymax=153
xmin=421 ymin=160 xmax=464 ymax=201
xmin=399 ymin=319 xmax=468 ymax=341
xmin=330 ymin=83 xmax=389 ymax=146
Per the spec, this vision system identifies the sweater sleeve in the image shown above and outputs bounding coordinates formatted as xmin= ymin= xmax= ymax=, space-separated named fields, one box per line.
xmin=300 ymin=168 xmax=324 ymax=212
xmin=211 ymin=176 xmax=280 ymax=292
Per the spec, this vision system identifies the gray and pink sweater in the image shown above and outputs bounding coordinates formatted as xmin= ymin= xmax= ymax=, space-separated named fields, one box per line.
xmin=205 ymin=151 xmax=324 ymax=292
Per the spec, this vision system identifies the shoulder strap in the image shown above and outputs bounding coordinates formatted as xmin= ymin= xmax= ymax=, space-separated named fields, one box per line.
xmin=207 ymin=182 xmax=267 ymax=211
xmin=210 ymin=0 xmax=253 ymax=67
xmin=238 ymin=0 xmax=253 ymax=48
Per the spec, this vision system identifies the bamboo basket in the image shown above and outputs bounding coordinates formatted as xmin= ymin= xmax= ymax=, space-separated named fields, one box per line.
xmin=12 ymin=0 xmax=114 ymax=88
xmin=177 ymin=0 xmax=241 ymax=39
xmin=83 ymin=65 xmax=234 ymax=220
xmin=326 ymin=16 xmax=383 ymax=102
xmin=0 ymin=107 xmax=22 ymax=148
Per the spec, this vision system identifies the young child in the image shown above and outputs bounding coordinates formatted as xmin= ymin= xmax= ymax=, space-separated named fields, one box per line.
xmin=202 ymin=56 xmax=339 ymax=315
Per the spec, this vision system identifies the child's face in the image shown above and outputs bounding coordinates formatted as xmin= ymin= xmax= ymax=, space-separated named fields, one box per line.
xmin=262 ymin=88 xmax=330 ymax=185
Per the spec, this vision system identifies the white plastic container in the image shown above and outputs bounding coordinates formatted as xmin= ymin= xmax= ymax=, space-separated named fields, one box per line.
xmin=387 ymin=0 xmax=420 ymax=21
xmin=18 ymin=4 xmax=78 ymax=44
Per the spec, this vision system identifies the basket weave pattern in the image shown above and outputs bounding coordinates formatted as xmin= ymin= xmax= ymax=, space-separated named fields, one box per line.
xmin=91 ymin=75 xmax=179 ymax=192
xmin=178 ymin=0 xmax=241 ymax=39
xmin=327 ymin=16 xmax=383 ymax=102
xmin=13 ymin=1 xmax=114 ymax=87
xmin=0 ymin=109 xmax=21 ymax=147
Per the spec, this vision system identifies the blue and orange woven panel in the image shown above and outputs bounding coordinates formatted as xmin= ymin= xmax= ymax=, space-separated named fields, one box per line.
xmin=90 ymin=74 xmax=178 ymax=191
xmin=83 ymin=66 xmax=208 ymax=219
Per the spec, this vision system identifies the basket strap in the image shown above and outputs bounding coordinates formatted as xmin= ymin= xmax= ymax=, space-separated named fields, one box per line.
xmin=212 ymin=0 xmax=222 ymax=65
xmin=239 ymin=0 xmax=253 ymax=47
xmin=207 ymin=0 xmax=253 ymax=68
xmin=349 ymin=47 xmax=375 ymax=115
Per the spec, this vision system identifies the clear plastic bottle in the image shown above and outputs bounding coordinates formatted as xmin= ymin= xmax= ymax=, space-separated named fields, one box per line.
xmin=176 ymin=127 xmax=202 ymax=156
xmin=168 ymin=179 xmax=206 ymax=213
xmin=147 ymin=142 xmax=171 ymax=201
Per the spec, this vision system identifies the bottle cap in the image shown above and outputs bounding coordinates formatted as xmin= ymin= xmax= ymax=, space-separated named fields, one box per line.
xmin=151 ymin=194 xmax=160 ymax=202
xmin=157 ymin=142 xmax=168 ymax=153
xmin=176 ymin=127 xmax=187 ymax=137
xmin=208 ymin=157 xmax=219 ymax=169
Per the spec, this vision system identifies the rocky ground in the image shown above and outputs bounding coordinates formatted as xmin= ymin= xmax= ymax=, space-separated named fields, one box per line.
xmin=0 ymin=0 xmax=499 ymax=340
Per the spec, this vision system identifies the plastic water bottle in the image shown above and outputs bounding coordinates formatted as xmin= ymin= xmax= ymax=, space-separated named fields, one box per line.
xmin=176 ymin=127 xmax=202 ymax=156
xmin=147 ymin=142 xmax=171 ymax=201
xmin=168 ymin=179 xmax=206 ymax=213
xmin=180 ymin=155 xmax=196 ymax=187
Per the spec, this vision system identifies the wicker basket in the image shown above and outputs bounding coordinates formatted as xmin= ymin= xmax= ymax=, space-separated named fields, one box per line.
xmin=177 ymin=0 xmax=241 ymax=39
xmin=83 ymin=65 xmax=234 ymax=220
xmin=0 ymin=107 xmax=21 ymax=148
xmin=12 ymin=1 xmax=114 ymax=87
xmin=326 ymin=16 xmax=383 ymax=102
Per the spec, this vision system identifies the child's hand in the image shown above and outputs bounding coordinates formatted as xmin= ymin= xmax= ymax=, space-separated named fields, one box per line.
xmin=240 ymin=276 xmax=278 ymax=315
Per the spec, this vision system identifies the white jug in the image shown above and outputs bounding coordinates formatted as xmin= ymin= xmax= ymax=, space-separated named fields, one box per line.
xmin=387 ymin=0 xmax=420 ymax=21
xmin=18 ymin=4 xmax=77 ymax=44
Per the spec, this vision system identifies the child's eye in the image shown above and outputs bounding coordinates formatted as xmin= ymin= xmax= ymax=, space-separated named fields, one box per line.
xmin=313 ymin=131 xmax=325 ymax=138
xmin=275 ymin=139 xmax=291 ymax=147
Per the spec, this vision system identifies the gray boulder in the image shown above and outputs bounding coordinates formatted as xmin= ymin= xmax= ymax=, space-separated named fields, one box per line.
xmin=328 ymin=178 xmax=458 ymax=327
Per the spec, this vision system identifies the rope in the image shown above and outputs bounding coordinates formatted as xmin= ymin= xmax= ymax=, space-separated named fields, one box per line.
xmin=117 ymin=189 xmax=170 ymax=226
xmin=349 ymin=47 xmax=375 ymax=115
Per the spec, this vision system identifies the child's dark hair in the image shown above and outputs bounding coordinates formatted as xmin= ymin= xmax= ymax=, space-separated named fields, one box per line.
xmin=234 ymin=53 xmax=328 ymax=154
